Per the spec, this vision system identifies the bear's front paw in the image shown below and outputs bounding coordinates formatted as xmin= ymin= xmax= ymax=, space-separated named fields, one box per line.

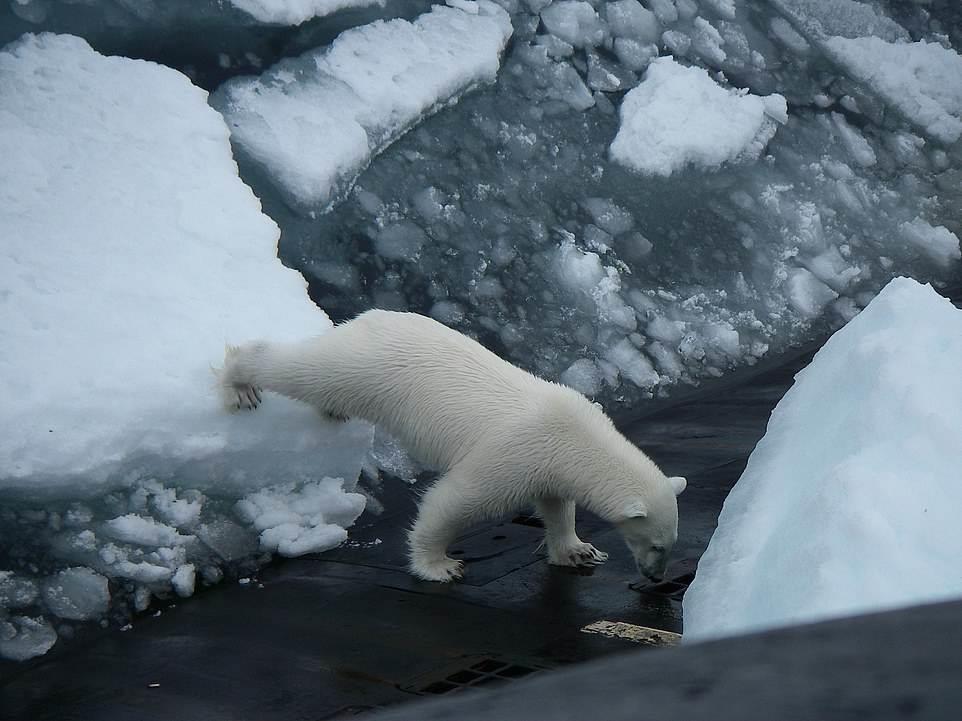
xmin=548 ymin=541 xmax=608 ymax=568
xmin=228 ymin=384 xmax=262 ymax=412
xmin=410 ymin=556 xmax=464 ymax=582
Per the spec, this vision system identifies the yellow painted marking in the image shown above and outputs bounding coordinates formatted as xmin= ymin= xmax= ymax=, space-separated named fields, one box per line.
xmin=580 ymin=620 xmax=681 ymax=646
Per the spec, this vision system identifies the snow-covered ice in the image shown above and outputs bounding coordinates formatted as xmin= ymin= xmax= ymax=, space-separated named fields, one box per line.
xmin=0 ymin=33 xmax=371 ymax=660
xmin=212 ymin=2 xmax=512 ymax=209
xmin=0 ymin=32 xmax=368 ymax=492
xmin=228 ymin=0 xmax=384 ymax=26
xmin=610 ymin=57 xmax=787 ymax=176
xmin=824 ymin=37 xmax=962 ymax=144
xmin=684 ymin=278 xmax=962 ymax=641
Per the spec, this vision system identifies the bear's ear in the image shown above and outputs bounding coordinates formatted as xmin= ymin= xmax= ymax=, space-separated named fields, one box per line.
xmin=621 ymin=501 xmax=648 ymax=520
xmin=669 ymin=476 xmax=687 ymax=496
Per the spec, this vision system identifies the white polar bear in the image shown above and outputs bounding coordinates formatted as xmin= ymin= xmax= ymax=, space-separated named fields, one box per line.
xmin=218 ymin=310 xmax=686 ymax=582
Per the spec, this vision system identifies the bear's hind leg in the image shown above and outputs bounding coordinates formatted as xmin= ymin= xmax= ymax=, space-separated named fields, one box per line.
xmin=535 ymin=497 xmax=608 ymax=568
xmin=407 ymin=472 xmax=478 ymax=582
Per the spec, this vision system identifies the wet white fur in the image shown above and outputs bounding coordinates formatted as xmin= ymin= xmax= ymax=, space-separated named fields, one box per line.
xmin=217 ymin=310 xmax=685 ymax=582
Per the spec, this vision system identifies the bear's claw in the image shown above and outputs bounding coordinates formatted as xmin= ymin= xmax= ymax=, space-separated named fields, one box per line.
xmin=549 ymin=541 xmax=608 ymax=568
xmin=231 ymin=384 xmax=262 ymax=411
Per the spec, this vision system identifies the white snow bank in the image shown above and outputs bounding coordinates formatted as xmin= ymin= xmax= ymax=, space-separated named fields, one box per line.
xmin=0 ymin=33 xmax=370 ymax=494
xmin=213 ymin=2 xmax=512 ymax=209
xmin=684 ymin=278 xmax=962 ymax=641
xmin=228 ymin=0 xmax=383 ymax=26
xmin=610 ymin=57 xmax=787 ymax=176
xmin=824 ymin=37 xmax=962 ymax=144
xmin=0 ymin=33 xmax=373 ymax=660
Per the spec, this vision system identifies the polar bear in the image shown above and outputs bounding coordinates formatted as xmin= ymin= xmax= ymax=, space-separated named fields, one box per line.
xmin=218 ymin=310 xmax=686 ymax=582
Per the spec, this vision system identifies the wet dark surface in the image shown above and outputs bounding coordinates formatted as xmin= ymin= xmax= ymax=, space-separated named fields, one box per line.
xmin=365 ymin=598 xmax=962 ymax=721
xmin=0 ymin=339 xmax=820 ymax=721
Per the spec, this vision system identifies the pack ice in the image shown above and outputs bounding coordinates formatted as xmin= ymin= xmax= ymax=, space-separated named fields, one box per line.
xmin=279 ymin=0 xmax=961 ymax=410
xmin=0 ymin=34 xmax=370 ymax=661
xmin=684 ymin=278 xmax=962 ymax=641
xmin=212 ymin=1 xmax=513 ymax=210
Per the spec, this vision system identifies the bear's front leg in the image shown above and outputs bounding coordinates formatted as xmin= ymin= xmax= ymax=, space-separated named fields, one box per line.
xmin=535 ymin=497 xmax=608 ymax=568
xmin=407 ymin=474 xmax=471 ymax=582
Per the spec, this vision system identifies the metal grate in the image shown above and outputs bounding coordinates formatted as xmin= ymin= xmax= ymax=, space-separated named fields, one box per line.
xmin=412 ymin=658 xmax=544 ymax=696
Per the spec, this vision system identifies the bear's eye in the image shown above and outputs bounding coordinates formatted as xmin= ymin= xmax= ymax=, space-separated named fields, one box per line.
xmin=651 ymin=545 xmax=666 ymax=553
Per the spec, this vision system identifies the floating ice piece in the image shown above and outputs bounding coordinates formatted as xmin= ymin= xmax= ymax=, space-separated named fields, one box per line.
xmin=171 ymin=564 xmax=196 ymax=598
xmin=684 ymin=278 xmax=962 ymax=641
xmin=605 ymin=338 xmax=659 ymax=388
xmin=824 ymin=37 xmax=962 ymax=144
xmin=103 ymin=515 xmax=193 ymax=547
xmin=541 ymin=1 xmax=606 ymax=48
xmin=582 ymin=197 xmax=634 ymax=236
xmin=0 ymin=616 xmax=57 ymax=662
xmin=768 ymin=0 xmax=907 ymax=43
xmin=605 ymin=0 xmax=660 ymax=45
xmin=515 ymin=43 xmax=595 ymax=110
xmin=689 ymin=16 xmax=727 ymax=66
xmin=41 ymin=568 xmax=110 ymax=620
xmin=899 ymin=218 xmax=962 ymax=269
xmin=228 ymin=0 xmax=384 ymax=25
xmin=700 ymin=0 xmax=736 ymax=21
xmin=561 ymin=359 xmax=605 ymax=397
xmin=769 ymin=17 xmax=810 ymax=54
xmin=786 ymin=268 xmax=838 ymax=319
xmin=610 ymin=57 xmax=787 ymax=176
xmin=213 ymin=2 xmax=512 ymax=209
xmin=0 ymin=573 xmax=39 ymax=609
xmin=0 ymin=33 xmax=369 ymax=495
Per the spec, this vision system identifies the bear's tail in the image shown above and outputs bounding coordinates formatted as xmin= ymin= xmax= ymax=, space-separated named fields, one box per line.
xmin=213 ymin=342 xmax=264 ymax=412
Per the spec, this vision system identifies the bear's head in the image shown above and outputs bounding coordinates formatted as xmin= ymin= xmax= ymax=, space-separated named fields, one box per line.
xmin=614 ymin=475 xmax=686 ymax=582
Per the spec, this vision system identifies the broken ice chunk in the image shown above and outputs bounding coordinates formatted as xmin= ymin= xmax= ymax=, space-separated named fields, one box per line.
xmin=237 ymin=478 xmax=366 ymax=558
xmin=228 ymin=0 xmax=384 ymax=25
xmin=899 ymin=218 xmax=962 ymax=269
xmin=0 ymin=616 xmax=57 ymax=662
xmin=610 ymin=57 xmax=787 ymax=176
xmin=786 ymin=267 xmax=839 ymax=319
xmin=0 ymin=572 xmax=39 ymax=609
xmin=605 ymin=338 xmax=660 ymax=388
xmin=41 ymin=568 xmax=110 ymax=620
xmin=540 ymin=1 xmax=606 ymax=48
xmin=171 ymin=564 xmax=196 ymax=598
xmin=213 ymin=2 xmax=513 ymax=210
xmin=605 ymin=0 xmax=660 ymax=45
xmin=103 ymin=515 xmax=193 ymax=547
xmin=824 ymin=37 xmax=962 ymax=144
xmin=561 ymin=358 xmax=604 ymax=397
